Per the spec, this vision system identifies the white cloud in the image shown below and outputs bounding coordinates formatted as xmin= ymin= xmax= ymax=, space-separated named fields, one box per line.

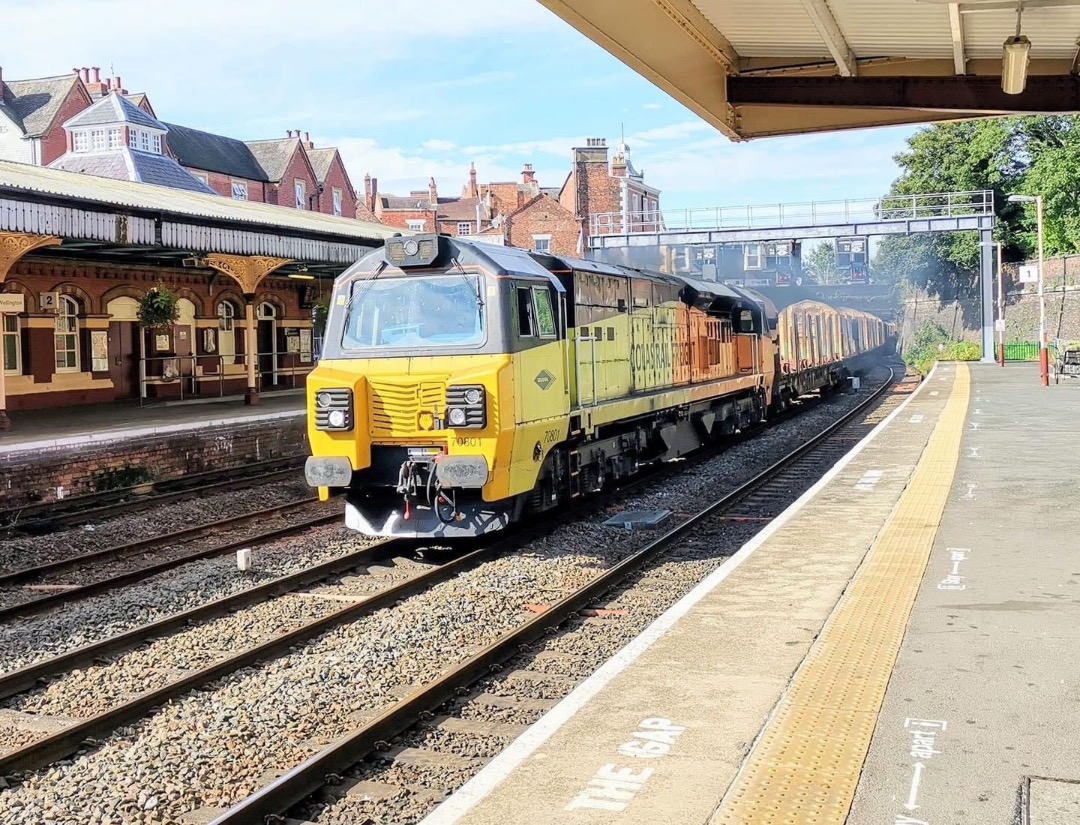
xmin=423 ymin=139 xmax=458 ymax=152
xmin=643 ymin=103 xmax=663 ymax=110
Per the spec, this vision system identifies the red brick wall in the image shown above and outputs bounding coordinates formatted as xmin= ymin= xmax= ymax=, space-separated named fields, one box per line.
xmin=0 ymin=416 xmax=309 ymax=507
xmin=187 ymin=168 xmax=268 ymax=202
xmin=378 ymin=210 xmax=437 ymax=232
xmin=317 ymin=154 xmax=357 ymax=218
xmin=40 ymin=83 xmax=92 ymax=165
xmin=505 ymin=195 xmax=580 ymax=256
xmin=4 ymin=257 xmax=312 ymax=409
xmin=271 ymin=148 xmax=319 ymax=210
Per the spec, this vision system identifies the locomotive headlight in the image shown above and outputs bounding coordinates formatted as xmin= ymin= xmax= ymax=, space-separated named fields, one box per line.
xmin=314 ymin=388 xmax=353 ymax=431
xmin=463 ymin=387 xmax=483 ymax=406
xmin=446 ymin=385 xmax=486 ymax=429
xmin=448 ymin=407 xmax=468 ymax=427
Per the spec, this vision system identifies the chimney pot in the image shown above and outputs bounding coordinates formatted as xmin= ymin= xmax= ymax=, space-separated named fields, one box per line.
xmin=80 ymin=67 xmax=90 ymax=82
xmin=92 ymin=67 xmax=100 ymax=82
xmin=105 ymin=78 xmax=112 ymax=90
xmin=115 ymin=75 xmax=122 ymax=92
xmin=305 ymin=131 xmax=310 ymax=142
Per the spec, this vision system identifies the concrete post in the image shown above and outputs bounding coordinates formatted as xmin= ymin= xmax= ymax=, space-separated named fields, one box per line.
xmin=979 ymin=228 xmax=995 ymax=363
xmin=245 ymin=297 xmax=259 ymax=406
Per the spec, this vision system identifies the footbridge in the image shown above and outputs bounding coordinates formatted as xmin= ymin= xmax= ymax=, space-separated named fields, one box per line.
xmin=587 ymin=189 xmax=997 ymax=359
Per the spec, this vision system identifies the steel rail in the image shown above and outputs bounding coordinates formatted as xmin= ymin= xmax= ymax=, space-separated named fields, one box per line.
xmin=0 ymin=537 xmax=404 ymax=701
xmin=0 ymin=503 xmax=340 ymax=622
xmin=0 ymin=497 xmax=322 ymax=586
xmin=0 ymin=535 xmax=525 ymax=774
xmin=211 ymin=368 xmax=899 ymax=824
xmin=0 ymin=457 xmax=306 ymax=534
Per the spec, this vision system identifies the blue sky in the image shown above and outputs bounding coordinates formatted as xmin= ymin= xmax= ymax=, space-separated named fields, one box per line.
xmin=1 ymin=0 xmax=921 ymax=211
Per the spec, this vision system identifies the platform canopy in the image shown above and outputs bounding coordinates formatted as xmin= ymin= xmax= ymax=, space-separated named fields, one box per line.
xmin=537 ymin=0 xmax=1080 ymax=139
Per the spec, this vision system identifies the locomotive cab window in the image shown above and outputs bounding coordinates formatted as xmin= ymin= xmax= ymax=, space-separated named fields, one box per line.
xmin=516 ymin=285 xmax=557 ymax=340
xmin=737 ymin=309 xmax=756 ymax=334
xmin=516 ymin=287 xmax=536 ymax=337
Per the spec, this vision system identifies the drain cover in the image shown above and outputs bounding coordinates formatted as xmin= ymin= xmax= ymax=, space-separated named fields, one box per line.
xmin=602 ymin=509 xmax=672 ymax=530
xmin=1023 ymin=777 xmax=1080 ymax=824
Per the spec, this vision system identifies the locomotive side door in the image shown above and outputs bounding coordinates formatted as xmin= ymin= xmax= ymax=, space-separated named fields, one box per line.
xmin=511 ymin=281 xmax=568 ymax=425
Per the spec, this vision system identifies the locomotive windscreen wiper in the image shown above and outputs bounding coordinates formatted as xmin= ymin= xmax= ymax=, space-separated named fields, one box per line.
xmin=450 ymin=257 xmax=484 ymax=313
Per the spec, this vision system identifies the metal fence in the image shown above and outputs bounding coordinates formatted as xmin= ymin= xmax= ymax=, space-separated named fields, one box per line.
xmin=590 ymin=190 xmax=995 ymax=236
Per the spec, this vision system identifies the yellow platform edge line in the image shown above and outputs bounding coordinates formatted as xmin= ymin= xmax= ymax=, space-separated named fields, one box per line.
xmin=712 ymin=364 xmax=971 ymax=824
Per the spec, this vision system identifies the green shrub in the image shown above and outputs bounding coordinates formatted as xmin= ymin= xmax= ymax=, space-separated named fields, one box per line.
xmin=903 ymin=322 xmax=981 ymax=375
xmin=137 ymin=285 xmax=180 ymax=329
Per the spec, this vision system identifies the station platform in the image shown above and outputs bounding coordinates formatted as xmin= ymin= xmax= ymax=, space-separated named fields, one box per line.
xmin=421 ymin=362 xmax=1080 ymax=825
xmin=0 ymin=390 xmax=304 ymax=455
xmin=0 ymin=391 xmax=307 ymax=507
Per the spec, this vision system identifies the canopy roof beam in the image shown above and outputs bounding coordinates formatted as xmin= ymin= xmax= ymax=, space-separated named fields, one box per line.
xmin=799 ymin=0 xmax=859 ymax=77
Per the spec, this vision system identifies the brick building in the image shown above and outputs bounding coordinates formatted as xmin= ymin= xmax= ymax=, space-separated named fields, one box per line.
xmin=165 ymin=122 xmax=270 ymax=202
xmin=0 ymin=69 xmax=92 ymax=166
xmin=49 ymin=93 xmax=217 ymax=194
xmin=369 ymin=138 xmax=661 ymax=257
xmin=0 ymin=160 xmax=392 ymax=414
xmin=0 ymin=66 xmax=373 ymax=224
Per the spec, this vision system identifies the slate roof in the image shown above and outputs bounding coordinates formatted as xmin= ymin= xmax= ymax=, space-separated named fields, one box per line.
xmin=381 ymin=195 xmax=434 ymax=211
xmin=307 ymin=147 xmax=336 ymax=182
xmin=164 ymin=122 xmax=268 ymax=181
xmin=438 ymin=196 xmax=486 ymax=222
xmin=63 ymin=93 xmax=165 ymax=131
xmin=245 ymin=138 xmax=301 ymax=182
xmin=50 ymin=148 xmax=217 ymax=194
xmin=0 ymin=158 xmax=396 ymax=242
xmin=1 ymin=73 xmax=81 ymax=137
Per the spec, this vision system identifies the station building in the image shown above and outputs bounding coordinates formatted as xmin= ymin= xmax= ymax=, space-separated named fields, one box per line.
xmin=0 ymin=159 xmax=394 ymax=422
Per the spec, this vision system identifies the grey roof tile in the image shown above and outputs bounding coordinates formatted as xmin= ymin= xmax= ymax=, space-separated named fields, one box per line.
xmin=131 ymin=151 xmax=217 ymax=193
xmin=50 ymin=148 xmax=216 ymax=194
xmin=245 ymin=138 xmax=300 ymax=182
xmin=307 ymin=147 xmax=336 ymax=182
xmin=63 ymin=93 xmax=164 ymax=130
xmin=164 ymin=122 xmax=267 ymax=181
xmin=3 ymin=73 xmax=80 ymax=137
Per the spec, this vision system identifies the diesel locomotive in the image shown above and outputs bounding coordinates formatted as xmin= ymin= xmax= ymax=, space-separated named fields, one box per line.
xmin=304 ymin=234 xmax=888 ymax=538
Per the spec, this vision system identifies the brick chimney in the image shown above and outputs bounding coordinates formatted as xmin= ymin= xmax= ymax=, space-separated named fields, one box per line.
xmin=84 ymin=66 xmax=112 ymax=99
xmin=304 ymin=131 xmax=313 ymax=149
xmin=113 ymin=75 xmax=125 ymax=95
xmin=80 ymin=67 xmax=90 ymax=83
xmin=364 ymin=173 xmax=372 ymax=207
xmin=522 ymin=163 xmax=536 ymax=184
xmin=428 ymin=177 xmax=438 ymax=208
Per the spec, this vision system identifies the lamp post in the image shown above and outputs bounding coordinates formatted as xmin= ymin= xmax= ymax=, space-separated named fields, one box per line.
xmin=979 ymin=240 xmax=1005 ymax=367
xmin=1007 ymin=194 xmax=1048 ymax=386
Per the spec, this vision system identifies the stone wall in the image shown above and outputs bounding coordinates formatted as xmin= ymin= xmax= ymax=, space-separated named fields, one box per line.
xmin=0 ymin=414 xmax=308 ymax=508
xmin=898 ymin=284 xmax=1080 ymax=354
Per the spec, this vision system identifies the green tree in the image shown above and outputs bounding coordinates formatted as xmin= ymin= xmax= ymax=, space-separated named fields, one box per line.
xmin=876 ymin=118 xmax=1028 ymax=297
xmin=803 ymin=241 xmax=839 ymax=284
xmin=1014 ymin=116 xmax=1080 ymax=256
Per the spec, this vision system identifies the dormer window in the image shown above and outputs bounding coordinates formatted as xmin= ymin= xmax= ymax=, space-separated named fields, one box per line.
xmin=73 ymin=132 xmax=88 ymax=152
xmin=108 ymin=128 xmax=122 ymax=149
xmin=90 ymin=130 xmax=106 ymax=151
xmin=127 ymin=128 xmax=163 ymax=155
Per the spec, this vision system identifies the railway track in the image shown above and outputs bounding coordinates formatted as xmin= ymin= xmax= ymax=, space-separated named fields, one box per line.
xmin=203 ymin=365 xmax=908 ymax=824
xmin=0 ymin=456 xmax=306 ymax=536
xmin=0 ymin=363 xmax=907 ymax=823
xmin=0 ymin=498 xmax=340 ymax=621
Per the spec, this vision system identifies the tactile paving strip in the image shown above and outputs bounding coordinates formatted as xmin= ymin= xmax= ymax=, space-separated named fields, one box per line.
xmin=713 ymin=365 xmax=970 ymax=824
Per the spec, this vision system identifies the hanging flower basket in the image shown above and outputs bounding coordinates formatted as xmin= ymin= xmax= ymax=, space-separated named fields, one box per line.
xmin=137 ymin=286 xmax=180 ymax=329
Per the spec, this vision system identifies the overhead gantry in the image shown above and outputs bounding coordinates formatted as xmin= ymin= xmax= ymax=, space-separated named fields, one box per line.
xmin=537 ymin=0 xmax=1080 ymax=139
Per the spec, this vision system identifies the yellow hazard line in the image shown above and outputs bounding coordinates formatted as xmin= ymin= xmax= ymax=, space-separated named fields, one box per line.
xmin=713 ymin=363 xmax=970 ymax=824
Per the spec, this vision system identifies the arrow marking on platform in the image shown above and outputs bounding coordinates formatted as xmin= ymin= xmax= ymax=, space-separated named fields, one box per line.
xmin=905 ymin=762 xmax=925 ymax=811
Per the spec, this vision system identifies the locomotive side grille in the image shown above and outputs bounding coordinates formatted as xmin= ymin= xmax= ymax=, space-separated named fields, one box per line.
xmin=369 ymin=380 xmax=443 ymax=436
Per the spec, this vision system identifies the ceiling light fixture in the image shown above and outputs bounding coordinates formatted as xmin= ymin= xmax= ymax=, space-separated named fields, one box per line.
xmin=1002 ymin=1 xmax=1031 ymax=94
